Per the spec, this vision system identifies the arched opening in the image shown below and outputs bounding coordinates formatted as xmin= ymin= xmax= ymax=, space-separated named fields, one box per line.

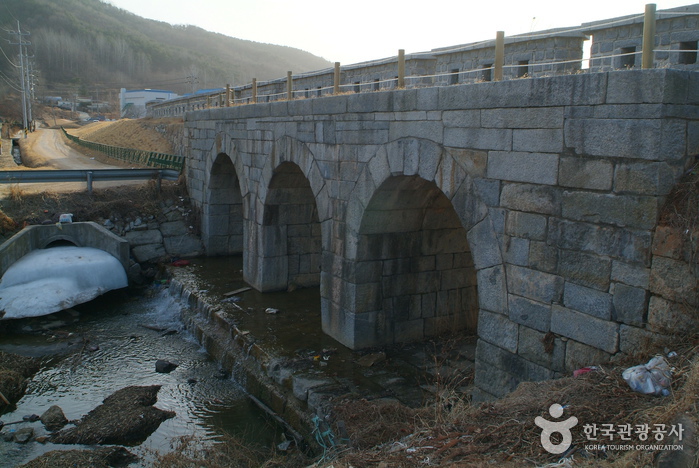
xmin=355 ymin=175 xmax=478 ymax=345
xmin=262 ymin=161 xmax=321 ymax=290
xmin=44 ymin=239 xmax=79 ymax=248
xmin=205 ymin=153 xmax=243 ymax=256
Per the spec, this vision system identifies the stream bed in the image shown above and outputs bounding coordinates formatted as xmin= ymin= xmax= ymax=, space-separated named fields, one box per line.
xmin=0 ymin=284 xmax=283 ymax=467
xmin=0 ymin=254 xmax=477 ymax=467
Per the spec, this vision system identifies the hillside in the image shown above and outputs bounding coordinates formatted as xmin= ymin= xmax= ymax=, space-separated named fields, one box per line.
xmin=0 ymin=0 xmax=331 ymax=99
xmin=68 ymin=118 xmax=181 ymax=154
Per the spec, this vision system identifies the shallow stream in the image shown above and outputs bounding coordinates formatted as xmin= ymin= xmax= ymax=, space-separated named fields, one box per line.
xmin=0 ymin=254 xmax=473 ymax=467
xmin=0 ymin=282 xmax=283 ymax=467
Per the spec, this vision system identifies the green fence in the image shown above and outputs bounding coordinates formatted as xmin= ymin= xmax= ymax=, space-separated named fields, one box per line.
xmin=61 ymin=127 xmax=184 ymax=171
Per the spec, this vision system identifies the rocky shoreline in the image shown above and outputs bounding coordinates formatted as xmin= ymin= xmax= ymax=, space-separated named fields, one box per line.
xmin=0 ymin=362 xmax=173 ymax=468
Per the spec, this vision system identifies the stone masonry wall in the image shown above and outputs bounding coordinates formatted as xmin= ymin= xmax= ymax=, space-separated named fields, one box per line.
xmin=203 ymin=154 xmax=244 ymax=256
xmin=265 ymin=162 xmax=322 ymax=289
xmin=585 ymin=5 xmax=699 ymax=72
xmin=355 ymin=175 xmax=480 ymax=343
xmin=97 ymin=198 xmax=204 ymax=283
xmin=433 ymin=35 xmax=584 ymax=85
xmin=647 ymin=224 xmax=699 ymax=337
xmin=184 ymin=69 xmax=698 ymax=401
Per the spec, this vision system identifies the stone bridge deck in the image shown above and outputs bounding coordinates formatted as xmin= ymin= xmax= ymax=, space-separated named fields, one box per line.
xmin=184 ymin=69 xmax=698 ymax=400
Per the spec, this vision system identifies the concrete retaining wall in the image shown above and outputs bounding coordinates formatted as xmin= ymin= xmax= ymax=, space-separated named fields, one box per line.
xmin=0 ymin=222 xmax=130 ymax=277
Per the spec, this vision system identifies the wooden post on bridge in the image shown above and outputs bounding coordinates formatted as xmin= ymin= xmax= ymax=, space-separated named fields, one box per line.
xmin=252 ymin=78 xmax=257 ymax=103
xmin=398 ymin=49 xmax=405 ymax=88
xmin=494 ymin=31 xmax=505 ymax=81
xmin=226 ymin=84 xmax=231 ymax=107
xmin=642 ymin=3 xmax=656 ymax=69
xmin=334 ymin=62 xmax=340 ymax=94
xmin=287 ymin=71 xmax=293 ymax=100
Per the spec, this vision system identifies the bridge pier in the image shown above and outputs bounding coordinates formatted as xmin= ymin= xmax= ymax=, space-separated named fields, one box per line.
xmin=256 ymin=161 xmax=322 ymax=291
xmin=201 ymin=153 xmax=244 ymax=255
xmin=324 ymin=173 xmax=483 ymax=349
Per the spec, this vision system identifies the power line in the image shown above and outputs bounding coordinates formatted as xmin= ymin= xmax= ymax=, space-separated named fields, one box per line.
xmin=0 ymin=70 xmax=22 ymax=92
xmin=2 ymin=3 xmax=20 ymax=24
xmin=0 ymin=43 xmax=19 ymax=67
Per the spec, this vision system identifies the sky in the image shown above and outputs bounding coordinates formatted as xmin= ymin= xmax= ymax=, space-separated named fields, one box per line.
xmin=105 ymin=0 xmax=696 ymax=65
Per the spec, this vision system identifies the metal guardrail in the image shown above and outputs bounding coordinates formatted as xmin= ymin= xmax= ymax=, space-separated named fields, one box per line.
xmin=0 ymin=169 xmax=180 ymax=193
xmin=61 ymin=127 xmax=185 ymax=171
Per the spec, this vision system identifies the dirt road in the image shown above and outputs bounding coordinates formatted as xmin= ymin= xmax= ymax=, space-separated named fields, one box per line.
xmin=0 ymin=128 xmax=142 ymax=196
xmin=22 ymin=128 xmax=124 ymax=170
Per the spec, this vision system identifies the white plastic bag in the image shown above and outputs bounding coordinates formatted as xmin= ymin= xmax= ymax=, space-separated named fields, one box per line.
xmin=622 ymin=355 xmax=671 ymax=396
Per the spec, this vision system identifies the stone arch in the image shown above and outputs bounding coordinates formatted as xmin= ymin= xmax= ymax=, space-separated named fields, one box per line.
xmin=249 ymin=136 xmax=327 ymax=292
xmin=359 ymin=175 xmax=480 ymax=344
xmin=257 ymin=136 xmax=329 ymax=222
xmin=329 ymin=137 xmax=505 ymax=349
xmin=202 ymin=152 xmax=244 ymax=255
xmin=210 ymin=132 xmax=250 ymax=197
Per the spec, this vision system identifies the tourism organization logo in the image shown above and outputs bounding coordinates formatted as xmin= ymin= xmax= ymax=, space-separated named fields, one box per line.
xmin=535 ymin=403 xmax=686 ymax=455
xmin=535 ymin=404 xmax=578 ymax=454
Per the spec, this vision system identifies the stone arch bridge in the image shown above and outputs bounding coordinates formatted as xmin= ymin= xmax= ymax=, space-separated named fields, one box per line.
xmin=184 ymin=69 xmax=698 ymax=400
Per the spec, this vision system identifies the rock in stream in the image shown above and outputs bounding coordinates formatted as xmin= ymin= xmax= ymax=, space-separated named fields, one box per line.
xmin=49 ymin=385 xmax=174 ymax=445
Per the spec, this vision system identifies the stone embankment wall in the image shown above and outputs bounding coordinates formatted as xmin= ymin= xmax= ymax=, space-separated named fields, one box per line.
xmin=97 ymin=197 xmax=203 ymax=283
xmin=165 ymin=276 xmax=319 ymax=446
xmin=647 ymin=224 xmax=699 ymax=338
xmin=150 ymin=120 xmax=187 ymax=157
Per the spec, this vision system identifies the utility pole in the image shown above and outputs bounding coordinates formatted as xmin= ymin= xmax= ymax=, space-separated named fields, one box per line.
xmin=26 ymin=54 xmax=35 ymax=130
xmin=8 ymin=21 xmax=31 ymax=137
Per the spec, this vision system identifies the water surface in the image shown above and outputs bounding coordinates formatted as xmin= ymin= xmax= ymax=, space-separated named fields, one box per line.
xmin=0 ymin=286 xmax=281 ymax=467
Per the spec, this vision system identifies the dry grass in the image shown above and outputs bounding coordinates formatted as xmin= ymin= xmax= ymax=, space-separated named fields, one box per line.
xmin=151 ymin=434 xmax=311 ymax=468
xmin=8 ymin=184 xmax=24 ymax=203
xmin=67 ymin=118 xmax=182 ymax=154
xmin=18 ymin=446 xmax=137 ymax=468
xmin=0 ymin=207 xmax=17 ymax=234
xmin=332 ymin=398 xmax=419 ymax=450
xmin=0 ymin=181 xmax=187 ymax=238
xmin=659 ymin=164 xmax=699 ymax=264
xmin=659 ymin=164 xmax=699 ymax=230
xmin=320 ymin=338 xmax=699 ymax=467
xmin=0 ymin=352 xmax=41 ymax=413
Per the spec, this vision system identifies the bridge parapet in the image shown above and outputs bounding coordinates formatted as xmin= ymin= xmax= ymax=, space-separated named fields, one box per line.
xmin=0 ymin=222 xmax=130 ymax=278
xmin=185 ymin=68 xmax=699 ymax=401
xmin=150 ymin=4 xmax=699 ymax=118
